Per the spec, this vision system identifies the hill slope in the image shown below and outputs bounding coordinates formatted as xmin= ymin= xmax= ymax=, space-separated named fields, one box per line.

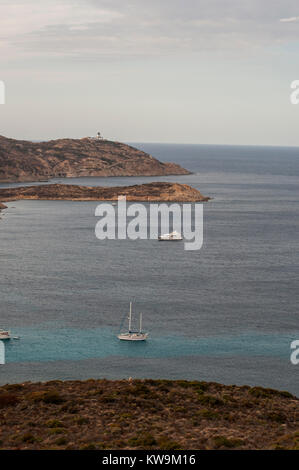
xmin=0 ymin=379 xmax=297 ymax=450
xmin=0 ymin=135 xmax=189 ymax=182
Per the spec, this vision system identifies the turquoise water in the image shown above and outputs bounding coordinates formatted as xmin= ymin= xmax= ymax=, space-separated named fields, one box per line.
xmin=4 ymin=327 xmax=295 ymax=363
xmin=0 ymin=144 xmax=298 ymax=394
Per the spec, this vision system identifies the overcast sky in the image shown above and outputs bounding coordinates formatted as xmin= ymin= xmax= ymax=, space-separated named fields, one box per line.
xmin=1 ymin=0 xmax=299 ymax=144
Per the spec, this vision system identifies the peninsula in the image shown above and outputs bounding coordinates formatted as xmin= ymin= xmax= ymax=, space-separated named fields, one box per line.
xmin=0 ymin=182 xmax=210 ymax=203
xmin=0 ymin=135 xmax=189 ymax=183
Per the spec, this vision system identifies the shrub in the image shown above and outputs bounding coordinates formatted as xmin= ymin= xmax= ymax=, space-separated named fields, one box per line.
xmin=265 ymin=412 xmax=286 ymax=423
xmin=131 ymin=383 xmax=151 ymax=394
xmin=60 ymin=401 xmax=79 ymax=413
xmin=128 ymin=433 xmax=157 ymax=448
xmin=176 ymin=380 xmax=190 ymax=388
xmin=42 ymin=391 xmax=65 ymax=404
xmin=119 ymin=412 xmax=133 ymax=420
xmin=28 ymin=390 xmax=64 ymax=404
xmin=249 ymin=387 xmax=293 ymax=399
xmin=76 ymin=417 xmax=90 ymax=425
xmin=176 ymin=380 xmax=208 ymax=392
xmin=273 ymin=431 xmax=299 ymax=450
xmin=87 ymin=389 xmax=103 ymax=396
xmin=55 ymin=437 xmax=68 ymax=446
xmin=49 ymin=428 xmax=65 ymax=435
xmin=109 ymin=425 xmax=122 ymax=434
xmin=190 ymin=381 xmax=209 ymax=392
xmin=197 ymin=394 xmax=224 ymax=406
xmin=213 ymin=435 xmax=244 ymax=449
xmin=0 ymin=393 xmax=19 ymax=408
xmin=81 ymin=443 xmax=97 ymax=450
xmin=46 ymin=420 xmax=64 ymax=428
xmin=21 ymin=433 xmax=36 ymax=443
xmin=197 ymin=409 xmax=221 ymax=420
xmin=3 ymin=384 xmax=23 ymax=392
xmin=157 ymin=436 xmax=181 ymax=450
xmin=120 ymin=383 xmax=159 ymax=400
xmin=100 ymin=394 xmax=117 ymax=403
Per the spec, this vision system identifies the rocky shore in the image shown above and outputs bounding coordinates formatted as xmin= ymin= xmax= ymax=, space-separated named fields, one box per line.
xmin=0 ymin=182 xmax=210 ymax=203
xmin=0 ymin=135 xmax=189 ymax=182
xmin=0 ymin=379 xmax=297 ymax=450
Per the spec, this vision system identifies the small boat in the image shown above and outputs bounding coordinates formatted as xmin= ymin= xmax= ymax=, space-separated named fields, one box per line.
xmin=0 ymin=329 xmax=11 ymax=340
xmin=158 ymin=230 xmax=183 ymax=241
xmin=118 ymin=302 xmax=148 ymax=341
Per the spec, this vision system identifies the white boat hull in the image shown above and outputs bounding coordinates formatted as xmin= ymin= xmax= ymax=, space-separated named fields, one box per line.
xmin=158 ymin=238 xmax=182 ymax=241
xmin=158 ymin=231 xmax=183 ymax=241
xmin=0 ymin=331 xmax=11 ymax=340
xmin=118 ymin=333 xmax=148 ymax=341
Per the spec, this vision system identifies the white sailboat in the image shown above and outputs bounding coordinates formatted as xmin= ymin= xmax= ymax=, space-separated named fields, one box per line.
xmin=0 ymin=329 xmax=11 ymax=340
xmin=118 ymin=302 xmax=148 ymax=341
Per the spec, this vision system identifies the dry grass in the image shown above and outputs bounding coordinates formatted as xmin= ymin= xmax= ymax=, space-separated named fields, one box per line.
xmin=0 ymin=379 xmax=297 ymax=450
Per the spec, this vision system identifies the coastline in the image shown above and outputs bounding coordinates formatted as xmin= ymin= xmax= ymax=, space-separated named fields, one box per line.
xmin=0 ymin=182 xmax=210 ymax=203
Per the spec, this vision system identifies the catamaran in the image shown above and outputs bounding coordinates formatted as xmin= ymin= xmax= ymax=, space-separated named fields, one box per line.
xmin=118 ymin=302 xmax=148 ymax=341
xmin=0 ymin=329 xmax=11 ymax=340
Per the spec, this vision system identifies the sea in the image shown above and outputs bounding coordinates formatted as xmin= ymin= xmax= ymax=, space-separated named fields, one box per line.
xmin=0 ymin=143 xmax=298 ymax=395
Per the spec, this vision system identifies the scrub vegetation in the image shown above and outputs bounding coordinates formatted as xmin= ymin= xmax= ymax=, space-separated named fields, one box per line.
xmin=0 ymin=379 xmax=297 ymax=450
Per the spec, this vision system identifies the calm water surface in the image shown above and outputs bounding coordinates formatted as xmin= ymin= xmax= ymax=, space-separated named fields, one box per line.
xmin=0 ymin=144 xmax=298 ymax=394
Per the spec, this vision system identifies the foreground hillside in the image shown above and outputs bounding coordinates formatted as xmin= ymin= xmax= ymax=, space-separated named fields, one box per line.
xmin=0 ymin=379 xmax=297 ymax=450
xmin=0 ymin=182 xmax=209 ymax=203
xmin=0 ymin=135 xmax=189 ymax=182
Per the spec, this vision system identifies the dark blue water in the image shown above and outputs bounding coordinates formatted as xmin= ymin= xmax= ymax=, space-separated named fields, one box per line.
xmin=0 ymin=144 xmax=298 ymax=394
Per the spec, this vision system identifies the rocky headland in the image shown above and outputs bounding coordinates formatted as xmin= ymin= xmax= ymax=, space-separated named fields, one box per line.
xmin=0 ymin=182 xmax=210 ymax=203
xmin=0 ymin=135 xmax=189 ymax=183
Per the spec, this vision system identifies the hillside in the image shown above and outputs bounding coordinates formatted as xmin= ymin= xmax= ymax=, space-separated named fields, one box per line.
xmin=0 ymin=182 xmax=210 ymax=202
xmin=0 ymin=379 xmax=297 ymax=450
xmin=0 ymin=135 xmax=189 ymax=182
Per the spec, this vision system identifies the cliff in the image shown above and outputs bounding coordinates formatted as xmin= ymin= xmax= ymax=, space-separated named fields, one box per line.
xmin=0 ymin=135 xmax=189 ymax=182
xmin=0 ymin=379 xmax=297 ymax=450
xmin=0 ymin=182 xmax=210 ymax=203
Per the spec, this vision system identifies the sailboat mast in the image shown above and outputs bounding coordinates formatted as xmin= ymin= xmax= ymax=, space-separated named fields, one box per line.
xmin=129 ymin=302 xmax=132 ymax=332
xmin=139 ymin=313 xmax=142 ymax=333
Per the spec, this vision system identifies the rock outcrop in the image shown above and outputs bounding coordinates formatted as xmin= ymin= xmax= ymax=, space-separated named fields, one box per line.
xmin=0 ymin=182 xmax=210 ymax=203
xmin=0 ymin=135 xmax=189 ymax=182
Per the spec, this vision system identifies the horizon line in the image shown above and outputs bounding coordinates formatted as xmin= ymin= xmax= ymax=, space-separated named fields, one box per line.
xmin=2 ymin=134 xmax=299 ymax=150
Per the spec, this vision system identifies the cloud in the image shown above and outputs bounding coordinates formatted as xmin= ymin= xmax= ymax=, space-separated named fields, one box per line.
xmin=280 ymin=16 xmax=299 ymax=22
xmin=1 ymin=0 xmax=299 ymax=62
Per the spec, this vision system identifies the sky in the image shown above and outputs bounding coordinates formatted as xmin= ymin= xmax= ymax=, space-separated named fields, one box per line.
xmin=1 ymin=0 xmax=299 ymax=145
